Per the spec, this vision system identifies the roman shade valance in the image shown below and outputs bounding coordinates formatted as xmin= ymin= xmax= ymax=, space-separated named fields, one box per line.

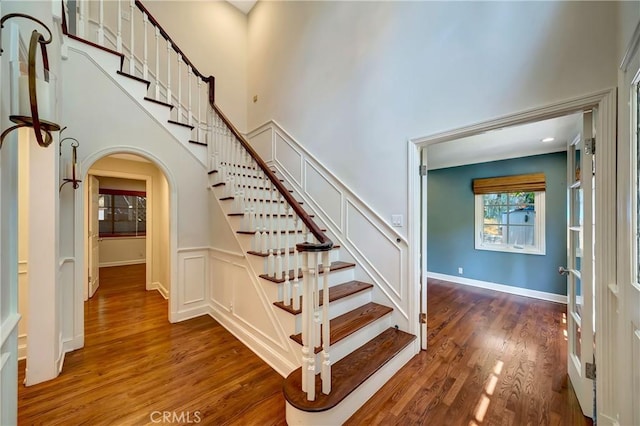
xmin=472 ymin=173 xmax=546 ymax=194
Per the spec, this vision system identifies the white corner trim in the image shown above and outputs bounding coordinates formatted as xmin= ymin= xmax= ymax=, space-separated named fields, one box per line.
xmin=427 ymin=271 xmax=567 ymax=304
xmin=18 ymin=334 xmax=27 ymax=360
xmin=151 ymin=282 xmax=169 ymax=299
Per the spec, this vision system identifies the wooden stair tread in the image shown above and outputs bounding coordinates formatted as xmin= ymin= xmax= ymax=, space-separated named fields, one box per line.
xmin=207 ymin=170 xmax=284 ymax=181
xmin=290 ymin=302 xmax=392 ymax=350
xmin=227 ymin=213 xmax=313 ymax=218
xmin=283 ymin=328 xmax=416 ymax=412
xmin=260 ymin=261 xmax=355 ymax=284
xmin=220 ymin=197 xmax=303 ymax=204
xmin=144 ymin=96 xmax=174 ymax=110
xmin=237 ymin=228 xmax=324 ymax=235
xmin=168 ymin=119 xmax=195 ymax=130
xmin=116 ymin=70 xmax=150 ymax=88
xmin=189 ymin=140 xmax=207 ymax=146
xmin=273 ymin=281 xmax=372 ymax=315
xmin=248 ymin=244 xmax=336 ymax=258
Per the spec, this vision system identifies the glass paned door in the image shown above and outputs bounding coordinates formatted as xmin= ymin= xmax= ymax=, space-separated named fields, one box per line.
xmin=565 ymin=110 xmax=595 ymax=417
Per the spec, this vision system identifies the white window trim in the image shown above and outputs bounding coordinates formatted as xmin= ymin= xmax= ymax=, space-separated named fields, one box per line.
xmin=474 ymin=192 xmax=546 ymax=255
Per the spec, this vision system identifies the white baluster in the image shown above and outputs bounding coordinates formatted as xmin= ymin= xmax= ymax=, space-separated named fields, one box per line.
xmin=78 ymin=0 xmax=86 ymax=38
xmin=283 ymin=209 xmax=292 ymax=306
xmin=166 ymin=41 xmax=172 ymax=104
xmin=142 ymin=13 xmax=149 ymax=80
xmin=154 ymin=27 xmax=160 ymax=99
xmin=267 ymin=180 xmax=275 ymax=277
xmin=276 ymin=192 xmax=283 ymax=280
xmin=116 ymin=0 xmax=123 ymax=52
xmin=129 ymin=0 xmax=135 ymax=75
xmin=197 ymin=79 xmax=202 ymax=142
xmin=292 ymin=217 xmax=301 ymax=311
xmin=188 ymin=67 xmax=193 ymax=129
xmin=261 ymin=227 xmax=268 ymax=255
xmin=321 ymin=250 xmax=331 ymax=394
xmin=304 ymin=252 xmax=316 ymax=401
xmin=96 ymin=0 xmax=105 ymax=45
xmin=177 ymin=55 xmax=183 ymax=121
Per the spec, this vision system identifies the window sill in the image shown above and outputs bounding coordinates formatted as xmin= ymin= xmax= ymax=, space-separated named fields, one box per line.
xmin=475 ymin=244 xmax=545 ymax=256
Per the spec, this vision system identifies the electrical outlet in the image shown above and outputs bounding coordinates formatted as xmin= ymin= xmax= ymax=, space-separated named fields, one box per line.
xmin=122 ymin=11 xmax=131 ymax=21
xmin=458 ymin=267 xmax=463 ymax=274
xmin=391 ymin=214 xmax=403 ymax=227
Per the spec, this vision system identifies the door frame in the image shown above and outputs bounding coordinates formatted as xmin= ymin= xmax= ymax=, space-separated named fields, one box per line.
xmin=407 ymin=88 xmax=617 ymax=421
xmin=83 ymin=169 xmax=153 ymax=300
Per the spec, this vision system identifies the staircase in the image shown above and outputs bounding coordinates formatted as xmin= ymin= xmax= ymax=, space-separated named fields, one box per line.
xmin=60 ymin=1 xmax=417 ymax=423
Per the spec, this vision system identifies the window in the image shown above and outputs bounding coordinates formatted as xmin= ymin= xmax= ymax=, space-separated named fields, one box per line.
xmin=473 ymin=173 xmax=546 ymax=255
xmin=98 ymin=189 xmax=146 ymax=237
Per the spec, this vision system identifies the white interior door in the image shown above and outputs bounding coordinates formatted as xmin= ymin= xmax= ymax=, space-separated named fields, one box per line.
xmin=563 ymin=110 xmax=595 ymax=417
xmin=88 ymin=175 xmax=100 ymax=298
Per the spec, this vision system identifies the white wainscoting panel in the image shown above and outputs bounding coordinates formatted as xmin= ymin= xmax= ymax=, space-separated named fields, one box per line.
xmin=208 ymin=249 xmax=297 ymax=376
xmin=176 ymin=249 xmax=209 ymax=320
xmin=346 ymin=200 xmax=403 ymax=299
xmin=182 ymin=256 xmax=206 ymax=305
xmin=274 ymin=132 xmax=302 ymax=187
xmin=305 ymin=160 xmax=343 ymax=232
xmin=249 ymin=126 xmax=274 ymax=163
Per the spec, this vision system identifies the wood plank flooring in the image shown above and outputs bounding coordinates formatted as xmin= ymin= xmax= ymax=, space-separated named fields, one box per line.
xmin=18 ymin=270 xmax=590 ymax=425
xmin=18 ymin=265 xmax=287 ymax=426
xmin=345 ymin=278 xmax=591 ymax=426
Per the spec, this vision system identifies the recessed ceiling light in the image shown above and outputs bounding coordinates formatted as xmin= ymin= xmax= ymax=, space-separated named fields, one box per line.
xmin=541 ymin=137 xmax=555 ymax=143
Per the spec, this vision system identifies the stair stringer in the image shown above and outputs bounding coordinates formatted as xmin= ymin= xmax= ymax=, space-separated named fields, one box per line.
xmin=65 ymin=38 xmax=206 ymax=166
xmin=206 ymin=188 xmax=306 ymax=377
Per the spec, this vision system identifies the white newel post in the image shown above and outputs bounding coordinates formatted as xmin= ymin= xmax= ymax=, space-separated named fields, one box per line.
xmin=293 ymin=219 xmax=301 ymax=311
xmin=300 ymin=251 xmax=312 ymax=399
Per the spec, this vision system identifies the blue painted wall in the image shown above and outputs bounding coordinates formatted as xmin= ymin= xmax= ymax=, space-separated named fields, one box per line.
xmin=427 ymin=152 xmax=567 ymax=295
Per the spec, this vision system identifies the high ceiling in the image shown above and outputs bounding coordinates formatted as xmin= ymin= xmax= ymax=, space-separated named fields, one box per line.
xmin=426 ymin=113 xmax=581 ymax=170
xmin=227 ymin=0 xmax=257 ymax=14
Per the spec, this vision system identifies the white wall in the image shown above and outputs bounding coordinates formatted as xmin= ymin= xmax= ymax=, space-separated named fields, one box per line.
xmin=143 ymin=0 xmax=248 ymax=132
xmin=247 ymin=1 xmax=619 ymax=238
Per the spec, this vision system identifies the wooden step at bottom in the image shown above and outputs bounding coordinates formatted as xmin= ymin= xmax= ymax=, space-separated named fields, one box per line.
xmin=284 ymin=327 xmax=416 ymax=412
xmin=290 ymin=302 xmax=393 ymax=351
xmin=260 ymin=261 xmax=355 ymax=284
xmin=168 ymin=119 xmax=195 ymax=130
xmin=274 ymin=281 xmax=372 ymax=315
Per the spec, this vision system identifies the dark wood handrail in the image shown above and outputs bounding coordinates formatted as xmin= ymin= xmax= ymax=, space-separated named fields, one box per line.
xmin=134 ymin=1 xmax=215 ymax=106
xmin=213 ymin=105 xmax=333 ymax=252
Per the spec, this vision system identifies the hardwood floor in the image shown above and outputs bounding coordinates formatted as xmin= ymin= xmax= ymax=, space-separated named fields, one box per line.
xmin=18 ymin=270 xmax=590 ymax=425
xmin=346 ymin=279 xmax=591 ymax=426
xmin=18 ymin=265 xmax=287 ymax=426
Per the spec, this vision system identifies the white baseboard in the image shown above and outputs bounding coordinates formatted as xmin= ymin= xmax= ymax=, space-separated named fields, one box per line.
xmin=150 ymin=281 xmax=168 ymax=299
xmin=170 ymin=305 xmax=210 ymax=323
xmin=209 ymin=305 xmax=297 ymax=378
xmin=427 ymin=271 xmax=567 ymax=304
xmin=99 ymin=259 xmax=145 ymax=268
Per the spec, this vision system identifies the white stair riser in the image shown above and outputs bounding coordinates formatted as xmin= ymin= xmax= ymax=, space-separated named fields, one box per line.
xmin=290 ymin=290 xmax=373 ymax=334
xmin=285 ymin=340 xmax=417 ymax=425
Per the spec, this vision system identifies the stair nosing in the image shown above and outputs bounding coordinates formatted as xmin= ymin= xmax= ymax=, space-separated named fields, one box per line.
xmin=248 ymin=244 xmax=337 ymax=258
xmin=143 ymin=96 xmax=174 ymax=110
xmin=168 ymin=119 xmax=195 ymax=130
xmin=116 ymin=70 xmax=151 ymax=88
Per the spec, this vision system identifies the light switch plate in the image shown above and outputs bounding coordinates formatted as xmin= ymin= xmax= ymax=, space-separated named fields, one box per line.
xmin=391 ymin=214 xmax=403 ymax=227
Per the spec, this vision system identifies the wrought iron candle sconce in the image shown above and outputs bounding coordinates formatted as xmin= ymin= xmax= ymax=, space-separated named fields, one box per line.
xmin=0 ymin=13 xmax=61 ymax=149
xmin=59 ymin=128 xmax=81 ymax=191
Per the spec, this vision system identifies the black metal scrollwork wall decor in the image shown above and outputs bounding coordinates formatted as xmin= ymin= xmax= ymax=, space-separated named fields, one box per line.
xmin=0 ymin=13 xmax=61 ymax=149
